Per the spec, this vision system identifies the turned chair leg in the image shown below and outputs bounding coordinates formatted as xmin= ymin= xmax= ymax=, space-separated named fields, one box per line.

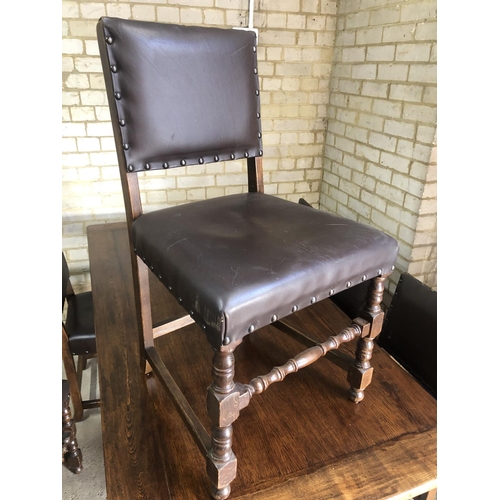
xmin=63 ymin=396 xmax=83 ymax=474
xmin=348 ymin=275 xmax=386 ymax=403
xmin=206 ymin=348 xmax=239 ymax=500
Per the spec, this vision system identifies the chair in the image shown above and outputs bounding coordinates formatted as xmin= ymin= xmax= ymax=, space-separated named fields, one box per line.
xmin=62 ymin=253 xmax=100 ymax=422
xmin=97 ymin=17 xmax=399 ymax=500
xmin=62 ymin=379 xmax=83 ymax=474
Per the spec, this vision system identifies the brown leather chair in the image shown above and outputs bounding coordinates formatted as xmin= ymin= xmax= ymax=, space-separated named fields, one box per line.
xmin=62 ymin=253 xmax=100 ymax=422
xmin=97 ymin=18 xmax=399 ymax=500
xmin=62 ymin=379 xmax=83 ymax=474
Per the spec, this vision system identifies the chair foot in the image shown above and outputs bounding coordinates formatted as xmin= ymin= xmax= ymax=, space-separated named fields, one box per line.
xmin=348 ymin=387 xmax=365 ymax=403
xmin=210 ymin=485 xmax=231 ymax=500
xmin=63 ymin=397 xmax=83 ymax=474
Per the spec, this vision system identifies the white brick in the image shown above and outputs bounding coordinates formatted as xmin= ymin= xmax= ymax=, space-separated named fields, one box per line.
xmin=342 ymin=47 xmax=366 ymax=62
xmin=396 ymin=43 xmax=431 ymax=62
xmin=106 ymin=3 xmax=132 ymax=18
xmin=366 ymin=45 xmax=395 ymax=62
xmin=63 ymin=122 xmax=86 ymax=137
xmin=358 ymin=113 xmax=384 ymax=131
xmin=415 ymin=21 xmax=437 ymax=41
xmin=401 ymin=2 xmax=437 ymax=22
xmin=384 ymin=119 xmax=415 ymax=139
xmin=408 ymin=64 xmax=437 ymax=83
xmin=366 ymin=162 xmax=392 ymax=184
xmin=80 ymin=90 xmax=108 ymax=106
xmin=402 ymin=103 xmax=436 ymax=123
xmin=372 ymin=99 xmax=402 ymax=118
xmin=180 ymin=8 xmax=203 ymax=24
xmin=378 ymin=63 xmax=409 ymax=81
xmin=62 ymin=2 xmax=79 ymax=18
xmin=70 ymin=106 xmax=95 ymax=121
xmin=382 ymin=24 xmax=416 ymax=43
xmin=77 ymin=138 xmax=100 ymax=152
xmin=62 ymin=39 xmax=84 ymax=55
xmin=370 ymin=6 xmax=400 ymax=26
xmin=368 ymin=132 xmax=397 ymax=152
xmin=356 ymin=27 xmax=383 ymax=45
xmin=64 ymin=74 xmax=89 ymax=90
xmin=361 ymin=81 xmax=388 ymax=98
xmin=131 ymin=5 xmax=156 ymax=20
xmin=158 ymin=6 xmax=181 ymax=23
xmin=371 ymin=209 xmax=399 ymax=234
xmin=80 ymin=2 xmax=105 ymax=19
xmin=345 ymin=11 xmax=370 ymax=29
xmin=380 ymin=151 xmax=410 ymax=173
xmin=389 ymin=83 xmax=424 ymax=102
xmin=355 ymin=143 xmax=380 ymax=163
xmin=352 ymin=64 xmax=377 ymax=79
xmin=375 ymin=182 xmax=404 ymax=205
xmin=62 ymin=92 xmax=80 ymax=106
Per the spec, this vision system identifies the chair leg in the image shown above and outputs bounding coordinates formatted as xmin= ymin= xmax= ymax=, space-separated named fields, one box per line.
xmin=62 ymin=327 xmax=84 ymax=422
xmin=347 ymin=275 xmax=386 ymax=403
xmin=206 ymin=348 xmax=239 ymax=500
xmin=63 ymin=396 xmax=83 ymax=474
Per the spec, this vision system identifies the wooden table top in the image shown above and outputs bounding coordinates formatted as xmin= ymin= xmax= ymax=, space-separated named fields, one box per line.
xmin=88 ymin=221 xmax=437 ymax=500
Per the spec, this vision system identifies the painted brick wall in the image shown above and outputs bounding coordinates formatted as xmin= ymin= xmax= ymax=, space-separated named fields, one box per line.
xmin=62 ymin=0 xmax=337 ymax=290
xmin=319 ymin=0 xmax=437 ymax=293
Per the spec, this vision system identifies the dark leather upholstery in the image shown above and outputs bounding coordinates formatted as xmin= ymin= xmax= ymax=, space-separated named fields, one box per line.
xmin=132 ymin=193 xmax=399 ymax=347
xmin=66 ymin=292 xmax=97 ymax=355
xmin=97 ymin=17 xmax=263 ymax=172
xmin=63 ymin=252 xmax=97 ymax=355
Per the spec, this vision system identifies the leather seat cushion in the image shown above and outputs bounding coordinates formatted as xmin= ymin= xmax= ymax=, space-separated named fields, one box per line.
xmin=132 ymin=193 xmax=399 ymax=347
xmin=66 ymin=292 xmax=96 ymax=355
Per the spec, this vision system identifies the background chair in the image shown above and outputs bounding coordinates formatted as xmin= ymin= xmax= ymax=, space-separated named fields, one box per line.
xmin=62 ymin=379 xmax=83 ymax=474
xmin=97 ymin=17 xmax=399 ymax=500
xmin=62 ymin=252 xmax=100 ymax=422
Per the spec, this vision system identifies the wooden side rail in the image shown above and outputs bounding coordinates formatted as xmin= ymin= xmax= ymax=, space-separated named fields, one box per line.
xmin=153 ymin=313 xmax=195 ymax=339
xmin=146 ymin=346 xmax=211 ymax=455
xmin=243 ymin=318 xmax=369 ymax=399
xmin=273 ymin=318 xmax=354 ymax=371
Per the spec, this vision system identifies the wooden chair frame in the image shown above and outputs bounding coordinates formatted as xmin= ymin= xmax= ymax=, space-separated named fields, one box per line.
xmin=96 ymin=18 xmax=396 ymax=499
xmin=62 ymin=277 xmax=100 ymax=422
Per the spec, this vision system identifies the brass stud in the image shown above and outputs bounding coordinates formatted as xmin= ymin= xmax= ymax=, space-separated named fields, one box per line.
xmin=244 ymin=152 xmax=249 ymax=158
xmin=214 ymin=155 xmax=219 ymax=162
xmin=378 ymin=269 xmax=382 ymax=276
xmin=190 ymin=310 xmax=194 ymax=316
xmin=391 ymin=265 xmax=395 ymax=271
xmin=168 ymin=286 xmax=172 ymax=291
xmin=248 ymin=325 xmax=255 ymax=333
xmin=111 ymin=65 xmax=117 ymax=73
xmin=163 ymin=162 xmax=169 ymax=169
xmin=255 ymin=90 xmax=259 ymax=96
xmin=127 ymin=165 xmax=134 ymax=172
xmin=158 ymin=275 xmax=162 ymax=280
xmin=223 ymin=337 xmax=231 ymax=345
xmin=259 ymin=150 xmax=263 ymax=156
xmin=230 ymin=154 xmax=235 ymax=160
xmin=178 ymin=297 xmax=182 ymax=303
xmin=292 ymin=305 xmax=298 ymax=313
xmin=254 ymin=68 xmax=258 ymax=74
xmin=114 ymin=92 xmax=121 ymax=100
xmin=106 ymin=36 xmax=113 ymax=45
xmin=119 ymin=119 xmax=126 ymax=126
xmin=271 ymin=314 xmax=278 ymax=322
xmin=181 ymin=159 xmax=186 ymax=166
xmin=252 ymin=46 xmax=256 ymax=52
xmin=145 ymin=163 xmax=151 ymax=170
xmin=198 ymin=157 xmax=204 ymax=164
xmin=257 ymin=112 xmax=260 ymax=118
xmin=258 ymin=133 xmax=262 ymax=138
xmin=123 ymin=143 xmax=129 ymax=150
xmin=329 ymin=289 xmax=334 ymax=296
xmin=361 ymin=275 xmax=367 ymax=281
xmin=310 ymin=297 xmax=316 ymax=304
xmin=346 ymin=281 xmax=352 ymax=288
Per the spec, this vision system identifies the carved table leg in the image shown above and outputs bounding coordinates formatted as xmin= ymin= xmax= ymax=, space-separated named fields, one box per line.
xmin=206 ymin=348 xmax=239 ymax=500
xmin=62 ymin=397 xmax=83 ymax=474
xmin=348 ymin=275 xmax=386 ymax=403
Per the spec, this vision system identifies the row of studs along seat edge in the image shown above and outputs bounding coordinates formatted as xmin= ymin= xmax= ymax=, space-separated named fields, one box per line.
xmin=136 ymin=248 xmax=394 ymax=345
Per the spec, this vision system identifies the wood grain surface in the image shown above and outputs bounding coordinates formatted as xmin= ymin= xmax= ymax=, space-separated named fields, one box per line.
xmin=88 ymin=222 xmax=437 ymax=500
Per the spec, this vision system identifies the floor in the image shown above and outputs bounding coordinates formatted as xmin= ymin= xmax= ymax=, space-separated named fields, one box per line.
xmin=62 ymin=358 xmax=106 ymax=499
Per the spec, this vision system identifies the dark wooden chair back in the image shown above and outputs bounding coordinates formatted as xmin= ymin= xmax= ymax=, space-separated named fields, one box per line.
xmin=97 ymin=18 xmax=265 ymax=228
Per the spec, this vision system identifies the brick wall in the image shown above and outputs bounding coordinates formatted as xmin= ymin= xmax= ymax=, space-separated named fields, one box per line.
xmin=62 ymin=0 xmax=337 ymax=290
xmin=319 ymin=0 xmax=437 ymax=293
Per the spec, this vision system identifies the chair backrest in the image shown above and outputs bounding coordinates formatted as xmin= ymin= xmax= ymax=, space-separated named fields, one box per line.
xmin=62 ymin=252 xmax=73 ymax=310
xmin=97 ymin=18 xmax=264 ymax=221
